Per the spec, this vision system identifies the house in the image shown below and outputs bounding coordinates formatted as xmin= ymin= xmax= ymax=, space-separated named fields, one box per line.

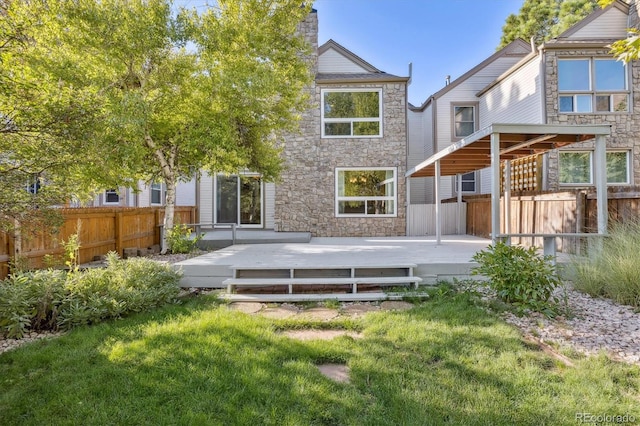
xmin=92 ymin=1 xmax=639 ymax=238
xmin=93 ymin=9 xmax=410 ymax=237
xmin=409 ymin=0 xmax=639 ymax=204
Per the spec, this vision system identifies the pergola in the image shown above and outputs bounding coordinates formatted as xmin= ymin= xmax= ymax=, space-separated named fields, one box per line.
xmin=405 ymin=123 xmax=612 ymax=244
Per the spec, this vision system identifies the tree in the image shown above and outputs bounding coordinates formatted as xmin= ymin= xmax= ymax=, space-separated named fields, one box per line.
xmin=499 ymin=0 xmax=600 ymax=49
xmin=0 ymin=1 xmax=120 ymax=235
xmin=2 ymin=0 xmax=313 ymax=252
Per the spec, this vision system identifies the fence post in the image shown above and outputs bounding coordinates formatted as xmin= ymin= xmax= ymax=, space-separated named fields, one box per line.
xmin=115 ymin=211 xmax=123 ymax=256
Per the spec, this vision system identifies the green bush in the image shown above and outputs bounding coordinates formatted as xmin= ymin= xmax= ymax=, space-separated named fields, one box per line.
xmin=570 ymin=220 xmax=640 ymax=307
xmin=165 ymin=223 xmax=203 ymax=254
xmin=471 ymin=242 xmax=561 ymax=316
xmin=0 ymin=253 xmax=181 ymax=338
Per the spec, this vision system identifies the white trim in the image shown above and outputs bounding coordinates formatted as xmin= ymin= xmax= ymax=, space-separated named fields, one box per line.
xmin=321 ymin=88 xmax=383 ymax=138
xmin=334 ymin=167 xmax=397 ymax=218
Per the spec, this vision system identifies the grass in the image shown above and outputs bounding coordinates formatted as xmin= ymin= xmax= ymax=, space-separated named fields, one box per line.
xmin=1 ymin=291 xmax=639 ymax=425
xmin=570 ymin=219 xmax=640 ymax=307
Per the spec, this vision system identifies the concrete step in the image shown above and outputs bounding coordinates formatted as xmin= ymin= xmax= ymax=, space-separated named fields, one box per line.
xmin=221 ymin=292 xmax=426 ymax=303
xmin=223 ymin=276 xmax=422 ymax=287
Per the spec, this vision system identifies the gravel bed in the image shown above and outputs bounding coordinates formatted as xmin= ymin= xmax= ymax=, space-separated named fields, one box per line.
xmin=484 ymin=284 xmax=640 ymax=365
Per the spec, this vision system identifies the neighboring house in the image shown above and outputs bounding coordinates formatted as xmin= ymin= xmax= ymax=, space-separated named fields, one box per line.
xmin=87 ymin=179 xmax=196 ymax=208
xmin=410 ymin=0 xmax=639 ymax=202
xmin=408 ymin=39 xmax=532 ymax=203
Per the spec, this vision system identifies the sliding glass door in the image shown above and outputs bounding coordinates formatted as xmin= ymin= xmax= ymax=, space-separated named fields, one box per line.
xmin=215 ymin=174 xmax=262 ymax=227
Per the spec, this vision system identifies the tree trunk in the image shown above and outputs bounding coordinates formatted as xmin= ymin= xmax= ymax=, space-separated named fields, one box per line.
xmin=161 ymin=178 xmax=176 ymax=254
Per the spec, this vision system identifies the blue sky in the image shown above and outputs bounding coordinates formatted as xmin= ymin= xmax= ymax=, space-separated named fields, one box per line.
xmin=313 ymin=0 xmax=524 ymax=105
xmin=176 ymin=0 xmax=525 ymax=105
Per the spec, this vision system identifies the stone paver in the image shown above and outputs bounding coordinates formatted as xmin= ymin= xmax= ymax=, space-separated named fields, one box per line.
xmin=228 ymin=302 xmax=264 ymax=314
xmin=341 ymin=303 xmax=380 ymax=317
xmin=380 ymin=301 xmax=414 ymax=311
xmin=299 ymin=307 xmax=340 ymax=321
xmin=258 ymin=305 xmax=300 ymax=319
xmin=282 ymin=329 xmax=363 ymax=341
xmin=317 ymin=364 xmax=350 ymax=383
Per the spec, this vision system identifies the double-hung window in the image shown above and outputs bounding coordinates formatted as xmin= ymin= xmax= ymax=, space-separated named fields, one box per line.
xmin=151 ymin=182 xmax=163 ymax=205
xmin=322 ymin=89 xmax=382 ymax=137
xmin=558 ymin=58 xmax=628 ymax=113
xmin=455 ymin=171 xmax=476 ymax=193
xmin=452 ymin=105 xmax=477 ymax=139
xmin=335 ymin=168 xmax=396 ymax=217
xmin=559 ymin=151 xmax=630 ymax=185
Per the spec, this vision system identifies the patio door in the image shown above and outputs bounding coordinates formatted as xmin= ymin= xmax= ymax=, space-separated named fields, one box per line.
xmin=215 ymin=174 xmax=262 ymax=227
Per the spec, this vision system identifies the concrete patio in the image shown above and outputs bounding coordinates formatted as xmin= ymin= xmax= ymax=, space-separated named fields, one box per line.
xmin=176 ymin=234 xmax=492 ymax=289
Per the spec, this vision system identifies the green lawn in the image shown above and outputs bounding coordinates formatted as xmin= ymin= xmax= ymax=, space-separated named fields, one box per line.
xmin=1 ymin=291 xmax=639 ymax=426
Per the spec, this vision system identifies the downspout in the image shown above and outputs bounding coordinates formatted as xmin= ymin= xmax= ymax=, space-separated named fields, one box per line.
xmin=431 ymin=96 xmax=438 ymax=203
xmin=405 ymin=64 xmax=412 ymax=236
xmin=539 ymin=43 xmax=549 ymax=190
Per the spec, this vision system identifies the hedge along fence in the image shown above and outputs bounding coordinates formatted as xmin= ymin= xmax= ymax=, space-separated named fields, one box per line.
xmin=0 ymin=206 xmax=197 ymax=279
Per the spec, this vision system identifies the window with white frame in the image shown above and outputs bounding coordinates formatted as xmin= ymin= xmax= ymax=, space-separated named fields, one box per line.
xmin=455 ymin=171 xmax=476 ymax=192
xmin=453 ymin=105 xmax=477 ymax=139
xmin=335 ymin=168 xmax=396 ymax=216
xmin=322 ymin=89 xmax=382 ymax=137
xmin=558 ymin=58 xmax=628 ymax=113
xmin=151 ymin=182 xmax=163 ymax=205
xmin=559 ymin=151 xmax=630 ymax=185
xmin=104 ymin=189 xmax=120 ymax=204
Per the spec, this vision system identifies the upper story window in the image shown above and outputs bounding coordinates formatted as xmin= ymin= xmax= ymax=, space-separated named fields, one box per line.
xmin=452 ymin=104 xmax=477 ymax=139
xmin=321 ymin=89 xmax=382 ymax=138
xmin=558 ymin=58 xmax=628 ymax=113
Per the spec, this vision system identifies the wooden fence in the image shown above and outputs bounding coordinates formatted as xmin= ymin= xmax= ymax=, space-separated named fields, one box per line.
xmin=465 ymin=187 xmax=640 ymax=250
xmin=0 ymin=206 xmax=197 ymax=279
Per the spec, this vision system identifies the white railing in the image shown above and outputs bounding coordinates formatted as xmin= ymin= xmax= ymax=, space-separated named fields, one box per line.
xmin=407 ymin=203 xmax=466 ymax=236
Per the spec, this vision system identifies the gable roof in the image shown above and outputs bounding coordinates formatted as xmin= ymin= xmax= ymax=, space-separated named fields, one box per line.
xmin=316 ymin=39 xmax=409 ymax=83
xmin=409 ymin=38 xmax=531 ymax=111
xmin=553 ymin=0 xmax=629 ymax=41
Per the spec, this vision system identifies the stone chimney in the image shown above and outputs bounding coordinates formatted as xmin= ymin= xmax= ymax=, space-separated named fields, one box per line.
xmin=297 ymin=8 xmax=318 ymax=75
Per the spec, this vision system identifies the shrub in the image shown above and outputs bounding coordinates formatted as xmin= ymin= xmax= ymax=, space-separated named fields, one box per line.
xmin=165 ymin=223 xmax=203 ymax=254
xmin=471 ymin=242 xmax=561 ymax=317
xmin=570 ymin=220 xmax=640 ymax=307
xmin=0 ymin=254 xmax=181 ymax=338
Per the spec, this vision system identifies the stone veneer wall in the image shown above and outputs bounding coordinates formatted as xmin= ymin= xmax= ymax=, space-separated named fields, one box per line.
xmin=274 ymin=81 xmax=407 ymax=236
xmin=273 ymin=10 xmax=408 ymax=237
xmin=544 ymin=48 xmax=640 ymax=189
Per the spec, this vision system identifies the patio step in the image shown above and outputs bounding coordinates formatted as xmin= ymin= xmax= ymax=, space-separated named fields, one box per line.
xmin=223 ymin=265 xmax=421 ymax=295
xmin=222 ymin=292 xmax=427 ymax=303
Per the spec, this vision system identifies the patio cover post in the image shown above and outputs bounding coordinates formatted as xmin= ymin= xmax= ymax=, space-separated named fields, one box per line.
xmin=504 ymin=160 xmax=511 ymax=235
xmin=405 ymin=177 xmax=411 ymax=236
xmin=490 ymin=132 xmax=501 ymax=241
xmin=594 ymin=134 xmax=608 ymax=234
xmin=435 ymin=159 xmax=441 ymax=245
xmin=457 ymin=173 xmax=463 ymax=234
